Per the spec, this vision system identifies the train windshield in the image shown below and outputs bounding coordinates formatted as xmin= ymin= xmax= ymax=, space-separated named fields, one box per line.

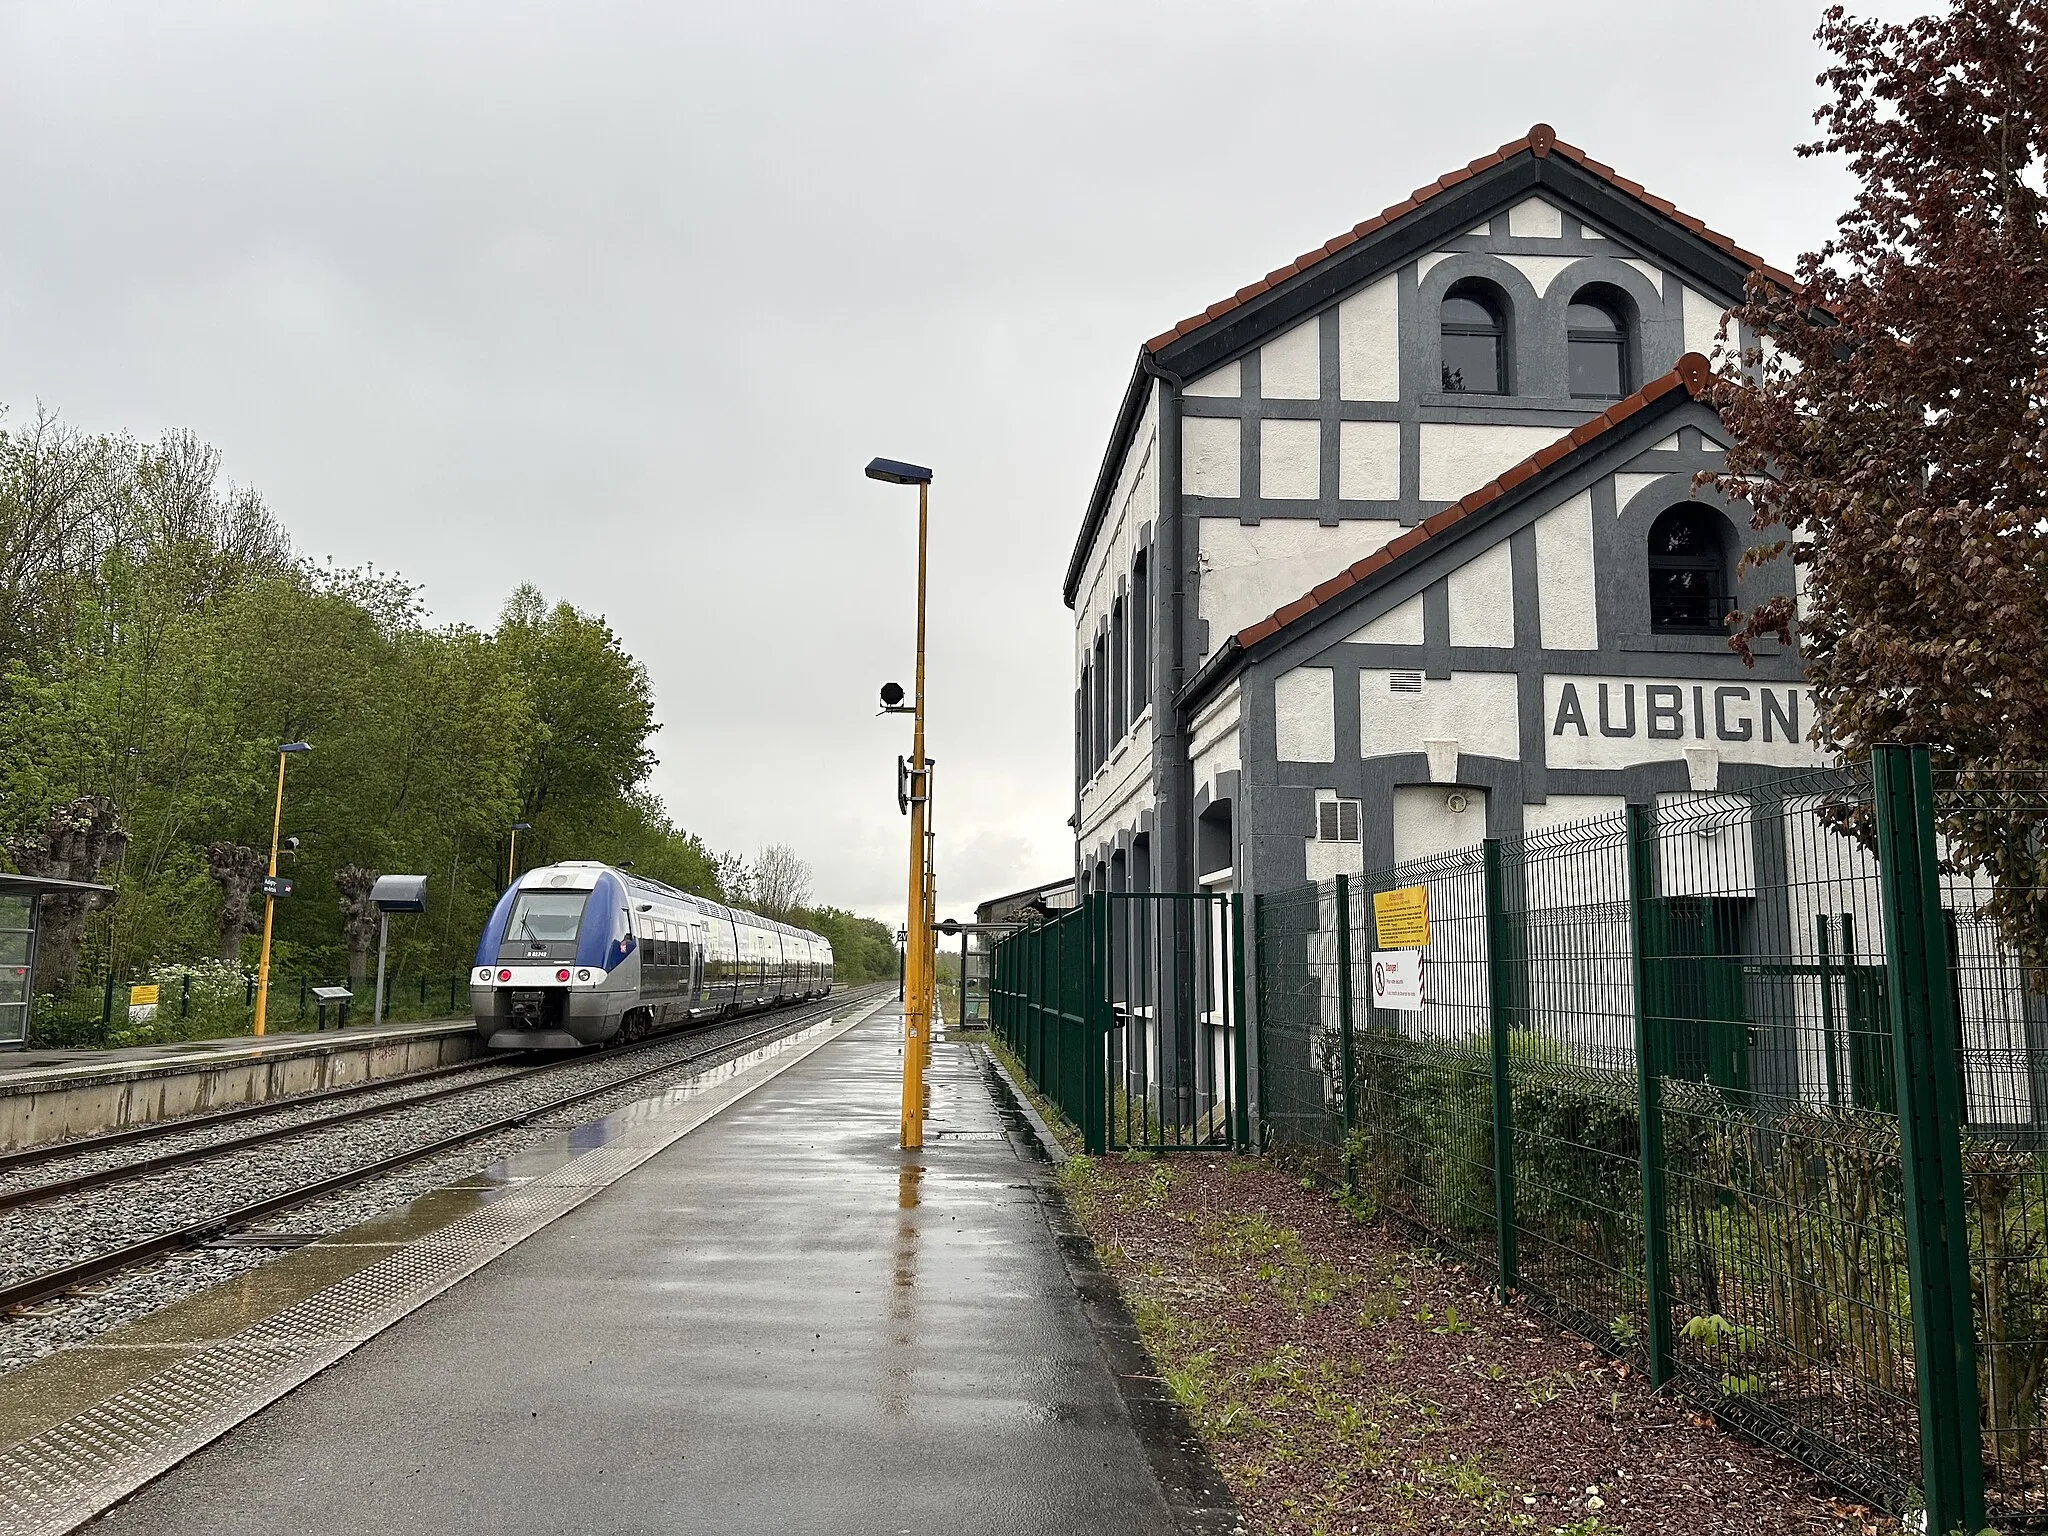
xmin=505 ymin=890 xmax=589 ymax=942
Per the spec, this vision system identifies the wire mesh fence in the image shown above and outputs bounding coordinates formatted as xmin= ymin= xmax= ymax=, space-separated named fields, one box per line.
xmin=1254 ymin=750 xmax=2048 ymax=1528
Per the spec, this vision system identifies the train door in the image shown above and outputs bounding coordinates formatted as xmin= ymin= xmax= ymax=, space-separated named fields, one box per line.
xmin=689 ymin=925 xmax=706 ymax=1012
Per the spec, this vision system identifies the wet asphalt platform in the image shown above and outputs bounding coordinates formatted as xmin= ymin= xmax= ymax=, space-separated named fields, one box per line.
xmin=76 ymin=1007 xmax=1189 ymax=1536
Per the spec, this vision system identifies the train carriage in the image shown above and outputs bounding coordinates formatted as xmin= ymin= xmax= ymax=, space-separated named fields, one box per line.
xmin=471 ymin=861 xmax=833 ymax=1049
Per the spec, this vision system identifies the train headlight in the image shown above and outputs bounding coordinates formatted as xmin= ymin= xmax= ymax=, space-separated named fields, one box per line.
xmin=477 ymin=968 xmax=490 ymax=982
xmin=497 ymin=968 xmax=512 ymax=982
xmin=576 ymin=969 xmax=590 ymax=981
xmin=556 ymin=968 xmax=571 ymax=982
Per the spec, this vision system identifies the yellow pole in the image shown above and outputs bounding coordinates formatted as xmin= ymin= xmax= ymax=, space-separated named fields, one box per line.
xmin=507 ymin=827 xmax=519 ymax=887
xmin=900 ymin=477 xmax=930 ymax=1149
xmin=252 ymin=750 xmax=288 ymax=1038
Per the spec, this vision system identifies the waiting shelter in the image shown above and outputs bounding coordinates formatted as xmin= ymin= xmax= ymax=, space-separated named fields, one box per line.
xmin=0 ymin=872 xmax=116 ymax=1048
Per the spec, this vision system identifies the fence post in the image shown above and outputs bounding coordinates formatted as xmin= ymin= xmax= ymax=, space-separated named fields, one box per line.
xmin=1873 ymin=744 xmax=1985 ymax=1536
xmin=1085 ymin=895 xmax=1108 ymax=1155
xmin=1333 ymin=875 xmax=1358 ymax=1190
xmin=99 ymin=973 xmax=114 ymax=1044
xmin=1624 ymin=804 xmax=1674 ymax=1387
xmin=1482 ymin=840 xmax=1519 ymax=1301
xmin=1230 ymin=894 xmax=1251 ymax=1153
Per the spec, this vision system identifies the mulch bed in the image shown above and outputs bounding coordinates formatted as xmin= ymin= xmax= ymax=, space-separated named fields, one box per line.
xmin=1064 ymin=1153 xmax=1896 ymax=1536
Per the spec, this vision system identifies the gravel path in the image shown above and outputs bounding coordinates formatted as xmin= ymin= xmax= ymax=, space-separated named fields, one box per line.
xmin=0 ymin=989 xmax=885 ymax=1378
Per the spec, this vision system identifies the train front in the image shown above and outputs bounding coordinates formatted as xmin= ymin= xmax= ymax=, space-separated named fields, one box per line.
xmin=471 ymin=864 xmax=635 ymax=1049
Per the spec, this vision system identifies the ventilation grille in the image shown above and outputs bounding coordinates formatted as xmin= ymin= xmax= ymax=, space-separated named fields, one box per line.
xmin=1318 ymin=799 xmax=1362 ymax=842
xmin=1389 ymin=670 xmax=1424 ymax=694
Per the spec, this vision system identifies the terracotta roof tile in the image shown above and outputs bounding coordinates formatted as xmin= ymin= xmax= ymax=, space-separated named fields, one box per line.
xmin=1229 ymin=353 xmax=1714 ymax=652
xmin=1144 ymin=124 xmax=1798 ymax=353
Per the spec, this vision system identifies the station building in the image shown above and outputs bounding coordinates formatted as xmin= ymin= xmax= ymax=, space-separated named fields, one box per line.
xmin=1067 ymin=125 xmax=1821 ymax=900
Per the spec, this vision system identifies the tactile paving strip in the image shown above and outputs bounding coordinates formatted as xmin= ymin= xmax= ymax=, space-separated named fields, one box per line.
xmin=0 ymin=997 xmax=890 ymax=1536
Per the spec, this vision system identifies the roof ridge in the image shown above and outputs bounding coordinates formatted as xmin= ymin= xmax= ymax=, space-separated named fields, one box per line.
xmin=1233 ymin=352 xmax=1713 ymax=650
xmin=1143 ymin=124 xmax=1791 ymax=354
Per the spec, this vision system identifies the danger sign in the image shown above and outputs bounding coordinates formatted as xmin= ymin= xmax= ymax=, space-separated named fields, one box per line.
xmin=1373 ymin=885 xmax=1431 ymax=948
xmin=1370 ymin=949 xmax=1424 ymax=1012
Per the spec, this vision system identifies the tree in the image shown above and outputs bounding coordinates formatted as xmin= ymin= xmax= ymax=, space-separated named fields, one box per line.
xmin=336 ymin=866 xmax=379 ymax=994
xmin=205 ymin=842 xmax=264 ymax=963
xmin=750 ymin=844 xmax=813 ymax=919
xmin=7 ymin=797 xmax=124 ymax=989
xmin=1714 ymin=0 xmax=2048 ymax=960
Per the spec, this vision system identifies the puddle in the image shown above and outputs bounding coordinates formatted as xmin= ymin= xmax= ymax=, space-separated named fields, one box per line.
xmin=979 ymin=1057 xmax=1053 ymax=1165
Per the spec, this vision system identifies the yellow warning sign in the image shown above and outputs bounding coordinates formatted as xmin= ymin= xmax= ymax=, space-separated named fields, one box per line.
xmin=129 ymin=984 xmax=160 ymax=1007
xmin=1373 ymin=886 xmax=1431 ymax=949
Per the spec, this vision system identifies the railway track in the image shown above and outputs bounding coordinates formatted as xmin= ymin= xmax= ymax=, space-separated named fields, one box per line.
xmin=0 ymin=987 xmax=886 ymax=1315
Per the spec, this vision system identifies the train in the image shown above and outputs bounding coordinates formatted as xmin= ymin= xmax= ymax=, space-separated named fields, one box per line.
xmin=471 ymin=861 xmax=833 ymax=1049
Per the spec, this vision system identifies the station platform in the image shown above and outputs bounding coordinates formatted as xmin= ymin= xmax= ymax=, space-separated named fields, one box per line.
xmin=0 ymin=1003 xmax=1226 ymax=1535
xmin=0 ymin=1018 xmax=476 ymax=1154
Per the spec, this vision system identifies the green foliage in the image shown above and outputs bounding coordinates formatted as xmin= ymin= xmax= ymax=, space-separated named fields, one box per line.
xmin=795 ymin=906 xmax=897 ymax=984
xmin=0 ymin=407 xmax=847 ymax=1023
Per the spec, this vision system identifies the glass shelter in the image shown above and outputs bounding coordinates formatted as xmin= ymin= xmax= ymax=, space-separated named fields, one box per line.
xmin=0 ymin=873 xmax=115 ymax=1048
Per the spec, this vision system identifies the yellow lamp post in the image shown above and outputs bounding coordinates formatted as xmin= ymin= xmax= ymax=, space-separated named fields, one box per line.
xmin=866 ymin=455 xmax=934 ymax=1150
xmin=508 ymin=822 xmax=532 ymax=887
xmin=251 ymin=741 xmax=312 ymax=1037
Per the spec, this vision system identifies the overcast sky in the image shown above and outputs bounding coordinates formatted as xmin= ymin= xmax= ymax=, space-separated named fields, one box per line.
xmin=0 ymin=0 xmax=1927 ymax=926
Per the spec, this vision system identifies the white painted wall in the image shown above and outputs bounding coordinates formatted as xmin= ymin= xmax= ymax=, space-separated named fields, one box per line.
xmin=1338 ymin=274 xmax=1400 ymax=401
xmin=1360 ymin=669 xmax=1520 ymax=762
xmin=1534 ymin=490 xmax=1598 ymax=649
xmin=1189 ymin=681 xmax=1241 ymax=803
xmin=1338 ymin=420 xmax=1400 ymax=501
xmin=1185 ymin=360 xmax=1240 ymax=398
xmin=1261 ymin=419 xmax=1320 ymax=499
xmin=1419 ymin=423 xmax=1565 ymax=501
xmin=1183 ymin=416 xmax=1240 ymax=499
xmin=1306 ymin=837 xmax=1365 ymax=882
xmin=1447 ymin=538 xmax=1514 ymax=648
xmin=1613 ymin=471 xmax=1668 ymax=516
xmin=1346 ymin=592 xmax=1423 ymax=645
xmin=1197 ymin=520 xmax=1400 ymax=645
xmin=1522 ymin=795 xmax=1626 ymax=836
xmin=1542 ymin=676 xmax=1823 ymax=770
xmin=1261 ymin=320 xmax=1321 ymax=400
xmin=1507 ymin=197 xmax=1562 ymax=238
xmin=1392 ymin=784 xmax=1489 ymax=863
xmin=1682 ymin=286 xmax=1727 ymax=357
xmin=1274 ymin=666 xmax=1336 ymax=762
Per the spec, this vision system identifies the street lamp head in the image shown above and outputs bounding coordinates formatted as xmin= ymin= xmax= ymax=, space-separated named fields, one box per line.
xmin=864 ymin=457 xmax=932 ymax=486
xmin=281 ymin=836 xmax=300 ymax=854
xmin=278 ymin=742 xmax=312 ymax=754
xmin=510 ymin=822 xmax=532 ymax=832
xmin=879 ymin=681 xmax=905 ymax=709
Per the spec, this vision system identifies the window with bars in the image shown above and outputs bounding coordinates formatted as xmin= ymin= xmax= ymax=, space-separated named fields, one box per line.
xmin=1317 ymin=798 xmax=1362 ymax=842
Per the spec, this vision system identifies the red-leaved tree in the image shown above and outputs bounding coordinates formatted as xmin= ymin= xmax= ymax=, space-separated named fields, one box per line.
xmin=1714 ymin=0 xmax=2048 ymax=960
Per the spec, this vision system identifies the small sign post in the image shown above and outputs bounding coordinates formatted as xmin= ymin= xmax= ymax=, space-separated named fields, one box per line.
xmin=261 ymin=876 xmax=292 ymax=899
xmin=128 ymin=983 xmax=160 ymax=1023
xmin=1373 ymin=885 xmax=1431 ymax=948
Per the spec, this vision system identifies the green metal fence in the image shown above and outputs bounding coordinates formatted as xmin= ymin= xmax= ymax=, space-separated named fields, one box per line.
xmin=991 ymin=891 xmax=1249 ymax=1155
xmin=1256 ymin=748 xmax=2048 ymax=1532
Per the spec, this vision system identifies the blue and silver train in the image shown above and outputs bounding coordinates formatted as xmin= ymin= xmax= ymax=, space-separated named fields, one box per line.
xmin=471 ymin=861 xmax=833 ymax=1049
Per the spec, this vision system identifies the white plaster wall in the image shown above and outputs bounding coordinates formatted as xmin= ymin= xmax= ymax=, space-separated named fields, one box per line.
xmin=1338 ymin=420 xmax=1400 ymax=501
xmin=1419 ymin=424 xmax=1565 ymax=501
xmin=1360 ymin=670 xmax=1521 ymax=762
xmin=1613 ymin=471 xmax=1668 ymax=515
xmin=1392 ymin=784 xmax=1490 ymax=863
xmin=1074 ymin=394 xmax=1157 ymax=652
xmin=1624 ymin=259 xmax=1663 ymax=288
xmin=1261 ymin=419 xmax=1320 ymax=499
xmin=1338 ymin=274 xmax=1400 ymax=401
xmin=1261 ymin=321 xmax=1321 ymax=400
xmin=1183 ymin=416 xmax=1240 ymax=499
xmin=1542 ymin=676 xmax=1823 ymax=770
xmin=1274 ymin=667 xmax=1336 ymax=762
xmin=1655 ymin=793 xmax=1757 ymax=899
xmin=1499 ymin=254 xmax=1578 ymax=296
xmin=1190 ymin=682 xmax=1241 ymax=802
xmin=1447 ymin=539 xmax=1514 ymax=648
xmin=1682 ymin=286 xmax=1728 ymax=357
xmin=1306 ymin=839 xmax=1365 ymax=882
xmin=1185 ymin=360 xmax=1241 ymax=398
xmin=1197 ymin=520 xmax=1400 ymax=645
xmin=1507 ymin=197 xmax=1562 ymax=238
xmin=1346 ymin=592 xmax=1423 ymax=645
xmin=1534 ymin=490 xmax=1599 ymax=650
xmin=1522 ymin=795 xmax=1627 ymax=836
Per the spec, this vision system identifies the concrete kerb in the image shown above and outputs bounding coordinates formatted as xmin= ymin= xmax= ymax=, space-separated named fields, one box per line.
xmin=978 ymin=1044 xmax=1245 ymax=1536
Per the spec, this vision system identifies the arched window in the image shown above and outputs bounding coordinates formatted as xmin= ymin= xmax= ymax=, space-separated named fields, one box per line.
xmin=1567 ymin=287 xmax=1631 ymax=400
xmin=1440 ymin=282 xmax=1506 ymax=394
xmin=1647 ymin=504 xmax=1733 ymax=633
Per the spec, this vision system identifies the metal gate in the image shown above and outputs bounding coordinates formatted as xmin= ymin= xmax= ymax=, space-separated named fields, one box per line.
xmin=990 ymin=891 xmax=1249 ymax=1155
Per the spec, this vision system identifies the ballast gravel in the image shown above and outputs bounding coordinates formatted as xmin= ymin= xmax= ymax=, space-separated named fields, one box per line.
xmin=0 ymin=992 xmax=883 ymax=1378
